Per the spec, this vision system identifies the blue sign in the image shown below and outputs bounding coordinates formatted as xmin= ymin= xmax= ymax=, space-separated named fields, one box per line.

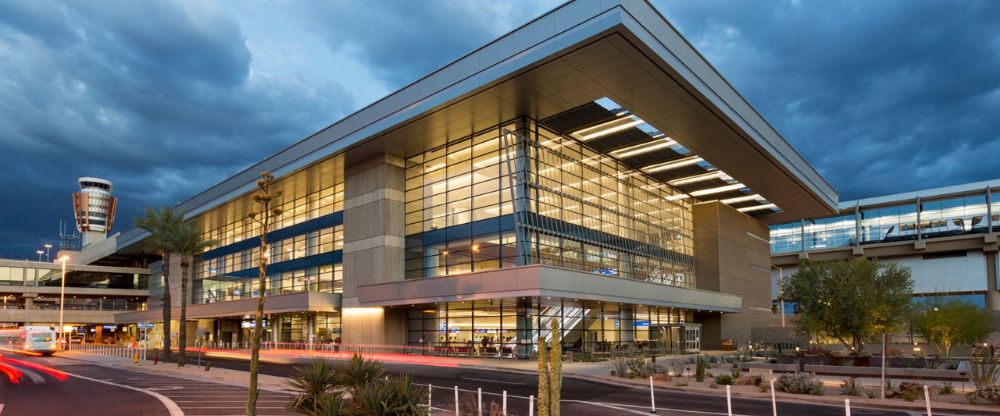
xmin=613 ymin=320 xmax=620 ymax=328
xmin=636 ymin=320 xmax=650 ymax=327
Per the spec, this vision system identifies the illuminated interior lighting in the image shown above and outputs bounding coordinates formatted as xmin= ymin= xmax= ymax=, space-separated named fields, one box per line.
xmin=667 ymin=171 xmax=731 ymax=187
xmin=642 ymin=156 xmax=704 ymax=173
xmin=571 ymin=117 xmax=645 ymax=141
xmin=689 ymin=183 xmax=746 ymax=197
xmin=609 ymin=138 xmax=677 ymax=158
xmin=737 ymin=203 xmax=778 ymax=213
xmin=720 ymin=194 xmax=763 ymax=204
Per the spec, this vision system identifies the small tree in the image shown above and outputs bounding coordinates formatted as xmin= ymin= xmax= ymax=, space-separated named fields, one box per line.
xmin=247 ymin=172 xmax=283 ymax=416
xmin=134 ymin=207 xmax=183 ymax=363
xmin=172 ymin=222 xmax=216 ymax=367
xmin=783 ymin=258 xmax=913 ymax=353
xmin=913 ymin=300 xmax=992 ymax=358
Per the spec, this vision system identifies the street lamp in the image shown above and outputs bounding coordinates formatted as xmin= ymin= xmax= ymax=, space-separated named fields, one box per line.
xmin=57 ymin=255 xmax=70 ymax=349
xmin=44 ymin=243 xmax=52 ymax=262
xmin=36 ymin=250 xmax=44 ymax=262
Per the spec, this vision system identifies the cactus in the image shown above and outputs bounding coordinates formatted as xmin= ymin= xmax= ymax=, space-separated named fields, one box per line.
xmin=549 ymin=319 xmax=562 ymax=416
xmin=537 ymin=319 xmax=563 ymax=416
xmin=537 ymin=331 xmax=550 ymax=416
xmin=695 ymin=355 xmax=706 ymax=382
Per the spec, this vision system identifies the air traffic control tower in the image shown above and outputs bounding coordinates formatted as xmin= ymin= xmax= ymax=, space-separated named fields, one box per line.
xmin=72 ymin=177 xmax=118 ymax=247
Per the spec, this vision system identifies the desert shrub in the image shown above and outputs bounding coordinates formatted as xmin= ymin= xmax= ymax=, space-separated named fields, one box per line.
xmin=730 ymin=366 xmax=741 ymax=379
xmin=940 ymin=382 xmax=954 ymax=395
xmin=839 ymin=377 xmax=861 ymax=396
xmin=967 ymin=385 xmax=1000 ymax=404
xmin=714 ymin=374 xmax=734 ymax=385
xmin=900 ymin=390 xmax=917 ymax=402
xmin=695 ymin=356 xmax=707 ymax=382
xmin=864 ymin=389 xmax=877 ymax=399
xmin=675 ymin=380 xmax=688 ymax=387
xmin=776 ymin=372 xmax=824 ymax=395
xmin=757 ymin=383 xmax=769 ymax=393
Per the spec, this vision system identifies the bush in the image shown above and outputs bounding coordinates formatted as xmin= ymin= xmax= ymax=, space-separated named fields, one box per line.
xmin=839 ymin=378 xmax=861 ymax=396
xmin=776 ymin=373 xmax=824 ymax=395
xmin=900 ymin=390 xmax=917 ymax=402
xmin=714 ymin=374 xmax=734 ymax=385
xmin=675 ymin=380 xmax=688 ymax=387
xmin=967 ymin=385 xmax=1000 ymax=404
xmin=940 ymin=382 xmax=954 ymax=395
xmin=695 ymin=356 xmax=707 ymax=382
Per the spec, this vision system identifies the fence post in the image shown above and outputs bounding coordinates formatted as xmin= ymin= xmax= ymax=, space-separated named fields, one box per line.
xmin=726 ymin=385 xmax=733 ymax=416
xmin=478 ymin=387 xmax=482 ymax=416
xmin=845 ymin=398 xmax=851 ymax=416
xmin=454 ymin=385 xmax=459 ymax=416
xmin=502 ymin=390 xmax=507 ymax=415
xmin=428 ymin=384 xmax=432 ymax=410
xmin=924 ymin=385 xmax=932 ymax=416
xmin=770 ymin=379 xmax=777 ymax=416
xmin=649 ymin=376 xmax=656 ymax=413
xmin=529 ymin=394 xmax=534 ymax=416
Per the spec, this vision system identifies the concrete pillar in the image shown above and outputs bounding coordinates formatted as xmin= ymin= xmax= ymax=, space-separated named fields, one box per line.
xmin=341 ymin=153 xmax=407 ymax=346
xmin=986 ymin=252 xmax=1000 ymax=311
xmin=693 ymin=201 xmax=773 ymax=349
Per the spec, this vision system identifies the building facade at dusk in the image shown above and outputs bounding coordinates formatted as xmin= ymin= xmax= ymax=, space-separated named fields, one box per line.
xmin=86 ymin=0 xmax=839 ymax=356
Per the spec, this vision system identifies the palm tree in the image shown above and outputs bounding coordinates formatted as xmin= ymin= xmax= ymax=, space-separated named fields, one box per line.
xmin=134 ymin=207 xmax=183 ymax=363
xmin=171 ymin=222 xmax=216 ymax=367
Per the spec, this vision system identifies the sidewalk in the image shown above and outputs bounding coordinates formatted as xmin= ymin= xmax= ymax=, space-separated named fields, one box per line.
xmin=57 ymin=350 xmax=294 ymax=394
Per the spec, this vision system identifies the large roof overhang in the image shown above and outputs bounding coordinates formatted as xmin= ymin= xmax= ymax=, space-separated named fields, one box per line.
xmin=117 ymin=0 xmax=837 ymax=253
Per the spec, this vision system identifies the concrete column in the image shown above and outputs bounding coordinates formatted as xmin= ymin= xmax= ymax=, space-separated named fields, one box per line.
xmin=693 ymin=201 xmax=773 ymax=349
xmin=986 ymin=252 xmax=1000 ymax=311
xmin=341 ymin=153 xmax=407 ymax=346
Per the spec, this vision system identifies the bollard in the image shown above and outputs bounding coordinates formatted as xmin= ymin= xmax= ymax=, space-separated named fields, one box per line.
xmin=770 ymin=379 xmax=777 ymax=416
xmin=924 ymin=385 xmax=932 ymax=416
xmin=454 ymin=385 xmax=459 ymax=416
xmin=428 ymin=383 xmax=432 ymax=410
xmin=133 ymin=350 xmax=139 ymax=365
xmin=529 ymin=394 xmax=534 ymax=416
xmin=502 ymin=390 xmax=507 ymax=415
xmin=844 ymin=398 xmax=851 ymax=416
xmin=650 ymin=376 xmax=656 ymax=413
xmin=726 ymin=385 xmax=732 ymax=416
xmin=478 ymin=387 xmax=482 ymax=416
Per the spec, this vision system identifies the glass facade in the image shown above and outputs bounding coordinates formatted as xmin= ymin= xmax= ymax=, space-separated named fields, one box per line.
xmin=770 ymin=188 xmax=1000 ymax=253
xmin=0 ymin=265 xmax=147 ymax=289
xmin=191 ymin=155 xmax=346 ymax=305
xmin=404 ymin=118 xmax=695 ymax=287
xmin=406 ymin=298 xmax=696 ymax=357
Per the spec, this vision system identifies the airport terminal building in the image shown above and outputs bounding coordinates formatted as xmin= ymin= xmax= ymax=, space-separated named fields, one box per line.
xmin=770 ymin=180 xmax=1000 ymax=321
xmin=90 ymin=0 xmax=840 ymax=356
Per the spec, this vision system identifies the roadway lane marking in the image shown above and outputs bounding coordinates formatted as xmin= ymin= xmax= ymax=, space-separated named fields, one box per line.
xmin=0 ymin=403 xmax=4 ymax=415
xmin=564 ymin=399 xmax=756 ymax=416
xmin=61 ymin=370 xmax=184 ymax=416
xmin=461 ymin=376 xmax=525 ymax=385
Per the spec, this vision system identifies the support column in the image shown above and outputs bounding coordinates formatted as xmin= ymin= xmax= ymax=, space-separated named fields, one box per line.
xmin=341 ymin=154 xmax=407 ymax=347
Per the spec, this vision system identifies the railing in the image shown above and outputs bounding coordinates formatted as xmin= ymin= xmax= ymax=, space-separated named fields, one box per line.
xmin=68 ymin=341 xmax=148 ymax=361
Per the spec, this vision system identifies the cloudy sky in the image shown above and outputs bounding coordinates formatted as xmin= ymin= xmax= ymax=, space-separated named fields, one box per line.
xmin=0 ymin=0 xmax=997 ymax=258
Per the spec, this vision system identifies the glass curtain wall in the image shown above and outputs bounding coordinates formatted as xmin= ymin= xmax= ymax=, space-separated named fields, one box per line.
xmin=405 ymin=298 xmax=693 ymax=357
xmin=404 ymin=118 xmax=695 ymax=287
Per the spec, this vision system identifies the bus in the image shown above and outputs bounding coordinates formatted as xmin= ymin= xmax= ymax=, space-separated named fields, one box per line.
xmin=0 ymin=326 xmax=58 ymax=356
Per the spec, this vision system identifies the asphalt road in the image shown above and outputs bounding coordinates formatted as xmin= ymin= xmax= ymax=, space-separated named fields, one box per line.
xmin=0 ymin=353 xmax=296 ymax=416
xmin=186 ymin=354 xmax=916 ymax=416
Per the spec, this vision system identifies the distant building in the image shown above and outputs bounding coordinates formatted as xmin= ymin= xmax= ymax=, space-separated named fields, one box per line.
xmin=771 ymin=179 xmax=1000 ymax=318
xmin=72 ymin=177 xmax=118 ymax=247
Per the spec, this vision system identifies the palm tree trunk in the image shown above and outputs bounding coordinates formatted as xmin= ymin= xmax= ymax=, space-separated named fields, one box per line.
xmin=178 ymin=256 xmax=188 ymax=367
xmin=161 ymin=253 xmax=172 ymax=363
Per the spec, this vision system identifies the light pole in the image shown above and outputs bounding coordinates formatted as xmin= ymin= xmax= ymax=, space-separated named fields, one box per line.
xmin=36 ymin=250 xmax=44 ymax=262
xmin=58 ymin=255 xmax=70 ymax=349
xmin=44 ymin=243 xmax=52 ymax=262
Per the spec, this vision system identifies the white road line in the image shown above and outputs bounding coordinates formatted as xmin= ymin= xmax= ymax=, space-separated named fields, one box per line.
xmin=563 ymin=399 xmax=754 ymax=416
xmin=61 ymin=370 xmax=184 ymax=416
xmin=0 ymin=403 xmax=4 ymax=415
xmin=461 ymin=376 xmax=525 ymax=386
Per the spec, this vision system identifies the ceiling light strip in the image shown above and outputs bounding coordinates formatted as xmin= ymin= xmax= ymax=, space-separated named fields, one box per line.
xmin=571 ymin=117 xmax=645 ymax=141
xmin=609 ymin=138 xmax=677 ymax=158
xmin=668 ymin=170 xmax=731 ymax=187
xmin=689 ymin=183 xmax=746 ymax=197
xmin=737 ymin=203 xmax=778 ymax=213
xmin=720 ymin=194 xmax=764 ymax=204
xmin=642 ymin=156 xmax=704 ymax=173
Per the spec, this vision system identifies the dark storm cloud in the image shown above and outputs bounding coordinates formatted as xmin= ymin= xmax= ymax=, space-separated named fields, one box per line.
xmin=654 ymin=0 xmax=1000 ymax=201
xmin=0 ymin=0 xmax=353 ymax=257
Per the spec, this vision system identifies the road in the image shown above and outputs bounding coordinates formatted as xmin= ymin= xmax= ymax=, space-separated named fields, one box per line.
xmin=0 ymin=353 xmax=295 ymax=416
xmin=187 ymin=354 xmax=917 ymax=416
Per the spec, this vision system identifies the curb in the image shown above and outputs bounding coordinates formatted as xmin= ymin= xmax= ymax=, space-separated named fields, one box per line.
xmin=55 ymin=354 xmax=294 ymax=394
